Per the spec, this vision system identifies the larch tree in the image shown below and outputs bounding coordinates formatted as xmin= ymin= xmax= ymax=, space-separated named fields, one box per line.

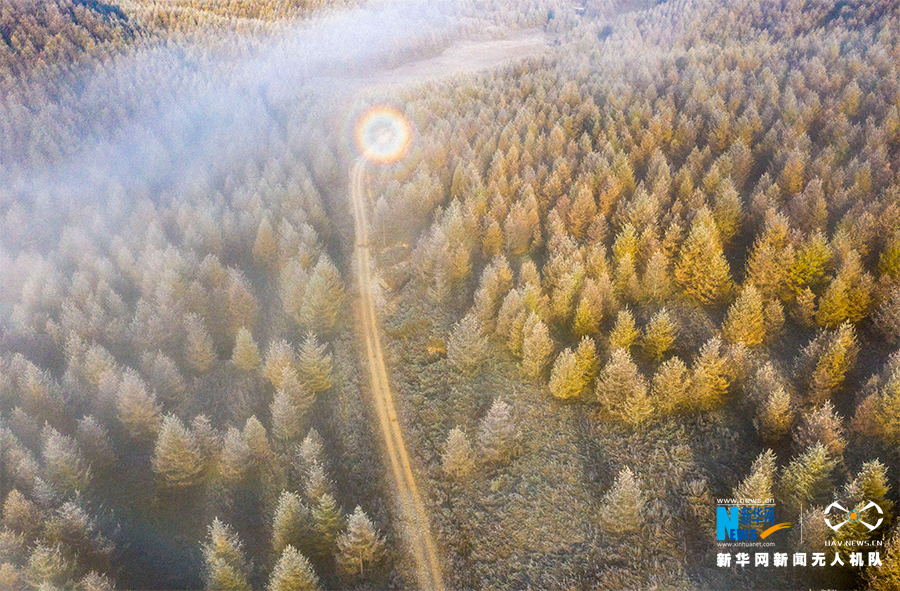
xmin=296 ymin=333 xmax=333 ymax=393
xmin=641 ymin=249 xmax=673 ymax=305
xmin=755 ymin=386 xmax=793 ymax=443
xmin=596 ymin=348 xmax=652 ymax=426
xmin=115 ymin=370 xmax=161 ymax=442
xmin=253 ymin=216 xmax=279 ymax=272
xmin=573 ymin=278 xmax=605 ymax=337
xmin=184 ymin=313 xmax=216 ymax=374
xmin=471 ymin=255 xmax=513 ymax=332
xmin=41 ymin=425 xmax=91 ymax=495
xmin=272 ymin=491 xmax=314 ymax=557
xmin=299 ymin=256 xmax=344 ymax=335
xmin=793 ymin=401 xmax=846 ymax=459
xmin=690 ymin=338 xmax=730 ymax=412
xmin=722 ymin=284 xmax=766 ymax=347
xmin=336 ymin=507 xmax=385 ymax=580
xmin=498 ymin=289 xmax=527 ymax=356
xmin=263 ymin=340 xmax=295 ymax=390
xmin=866 ymin=525 xmax=900 ymax=591
xmin=271 ymin=388 xmax=305 ymax=444
xmin=608 ymin=307 xmax=639 ymax=351
xmin=809 ymin=322 xmax=858 ymax=404
xmin=674 ymin=209 xmax=733 ymax=306
xmin=311 ymin=493 xmax=343 ymax=559
xmin=441 ymin=427 xmax=475 ymax=481
xmin=815 ymin=251 xmax=873 ymax=328
xmin=651 ymin=356 xmax=692 ymax=417
xmin=732 ymin=449 xmax=776 ymax=501
xmin=641 ymin=308 xmax=676 ymax=361
xmin=151 ymin=415 xmax=207 ymax=489
xmin=231 ymin=327 xmax=261 ymax=372
xmin=201 ymin=519 xmax=251 ymax=591
xmin=521 ymin=312 xmax=553 ymax=381
xmin=447 ymin=313 xmax=489 ymax=376
xmin=779 ymin=443 xmax=836 ymax=514
xmin=601 ymin=467 xmax=643 ymax=534
xmin=477 ymin=398 xmax=517 ymax=465
xmin=268 ymin=546 xmax=320 ymax=591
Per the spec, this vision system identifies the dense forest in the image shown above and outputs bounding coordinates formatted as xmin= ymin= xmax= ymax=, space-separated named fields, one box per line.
xmin=1 ymin=0 xmax=899 ymax=590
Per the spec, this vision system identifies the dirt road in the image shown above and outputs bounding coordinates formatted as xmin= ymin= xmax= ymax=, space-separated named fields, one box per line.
xmin=349 ymin=160 xmax=445 ymax=591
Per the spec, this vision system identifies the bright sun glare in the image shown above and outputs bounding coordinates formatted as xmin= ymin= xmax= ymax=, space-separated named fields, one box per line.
xmin=355 ymin=105 xmax=412 ymax=165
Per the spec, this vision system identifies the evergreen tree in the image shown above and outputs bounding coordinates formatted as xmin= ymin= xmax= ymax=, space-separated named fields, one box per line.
xmin=152 ymin=415 xmax=206 ymax=489
xmin=641 ymin=308 xmax=676 ymax=361
xmin=441 ymin=427 xmax=475 ymax=481
xmin=674 ymin=209 xmax=733 ymax=306
xmin=253 ymin=216 xmax=279 ymax=272
xmin=608 ymin=308 xmax=639 ymax=351
xmin=733 ymin=449 xmax=776 ymax=501
xmin=447 ymin=313 xmax=489 ymax=376
xmin=497 ymin=289 xmax=527 ymax=356
xmin=268 ymin=546 xmax=320 ymax=591
xmin=273 ymin=491 xmax=314 ymax=557
xmin=477 ymin=398 xmax=517 ymax=464
xmin=296 ymin=333 xmax=333 ymax=393
xmin=641 ymin=250 xmax=673 ymax=305
xmin=299 ymin=256 xmax=344 ymax=335
xmin=25 ymin=543 xmax=73 ymax=589
xmin=303 ymin=462 xmax=333 ymax=503
xmin=722 ymin=284 xmax=766 ymax=347
xmin=548 ymin=337 xmax=597 ymax=400
xmin=788 ymin=231 xmax=831 ymax=297
xmin=231 ymin=327 xmax=261 ymax=372
xmin=336 ymin=507 xmax=385 ymax=580
xmin=471 ymin=256 xmax=513 ymax=332
xmin=201 ymin=519 xmax=251 ymax=591
xmin=271 ymin=389 xmax=305 ymax=444
xmin=219 ymin=427 xmax=253 ymax=484
xmin=601 ymin=467 xmax=643 ymax=534
xmin=779 ymin=443 xmax=836 ymax=514
xmin=311 ymin=493 xmax=343 ymax=559
xmin=184 ymin=313 xmax=216 ymax=374
xmin=521 ymin=312 xmax=553 ymax=381
xmin=815 ymin=251 xmax=873 ymax=327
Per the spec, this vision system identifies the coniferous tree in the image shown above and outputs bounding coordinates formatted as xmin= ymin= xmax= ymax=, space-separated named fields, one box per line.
xmin=609 ymin=307 xmax=639 ymax=351
xmin=152 ymin=415 xmax=206 ymax=489
xmin=447 ymin=313 xmax=489 ymax=376
xmin=253 ymin=216 xmax=279 ymax=272
xmin=336 ymin=507 xmax=385 ymax=580
xmin=866 ymin=526 xmax=900 ymax=591
xmin=477 ymin=398 xmax=517 ymax=465
xmin=641 ymin=308 xmax=676 ymax=361
xmin=674 ymin=209 xmax=733 ymax=305
xmin=264 ymin=340 xmax=295 ymax=390
xmin=733 ymin=449 xmax=776 ymax=501
xmin=272 ymin=491 xmax=313 ymax=557
xmin=596 ymin=349 xmax=652 ymax=426
xmin=115 ymin=370 xmax=161 ymax=441
xmin=219 ymin=427 xmax=253 ymax=485
xmin=231 ymin=327 xmax=261 ymax=372
xmin=268 ymin=545 xmax=320 ymax=591
xmin=185 ymin=313 xmax=216 ymax=374
xmin=793 ymin=402 xmax=846 ymax=458
xmin=201 ymin=519 xmax=251 ymax=591
xmin=299 ymin=256 xmax=344 ymax=334
xmin=651 ymin=356 xmax=692 ymax=416
xmin=755 ymin=387 xmax=793 ymax=443
xmin=25 ymin=543 xmax=73 ymax=589
xmin=600 ymin=467 xmax=643 ymax=534
xmin=311 ymin=493 xmax=343 ymax=559
xmin=41 ymin=425 xmax=91 ymax=495
xmin=573 ymin=278 xmax=605 ymax=337
xmin=498 ymin=289 xmax=527 ymax=355
xmin=296 ymin=333 xmax=333 ymax=393
xmin=722 ymin=284 xmax=766 ymax=347
xmin=521 ymin=312 xmax=553 ymax=381
xmin=779 ymin=443 xmax=836 ymax=514
xmin=690 ymin=337 xmax=730 ymax=412
xmin=271 ymin=389 xmax=304 ymax=444
xmin=809 ymin=322 xmax=858 ymax=403
xmin=441 ymin=427 xmax=475 ymax=481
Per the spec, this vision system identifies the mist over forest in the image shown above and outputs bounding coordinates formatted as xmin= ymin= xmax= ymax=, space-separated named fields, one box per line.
xmin=1 ymin=0 xmax=899 ymax=590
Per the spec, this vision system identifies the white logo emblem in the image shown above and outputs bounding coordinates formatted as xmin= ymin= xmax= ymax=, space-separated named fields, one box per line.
xmin=824 ymin=501 xmax=883 ymax=532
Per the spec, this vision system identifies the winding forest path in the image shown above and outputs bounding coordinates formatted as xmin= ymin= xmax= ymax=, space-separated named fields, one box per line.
xmin=349 ymin=160 xmax=445 ymax=591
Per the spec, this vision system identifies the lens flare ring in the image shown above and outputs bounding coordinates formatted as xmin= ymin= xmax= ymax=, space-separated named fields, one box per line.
xmin=355 ymin=105 xmax=412 ymax=165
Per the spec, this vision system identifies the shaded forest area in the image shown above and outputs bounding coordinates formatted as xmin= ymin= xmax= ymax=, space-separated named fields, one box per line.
xmin=1 ymin=0 xmax=900 ymax=590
